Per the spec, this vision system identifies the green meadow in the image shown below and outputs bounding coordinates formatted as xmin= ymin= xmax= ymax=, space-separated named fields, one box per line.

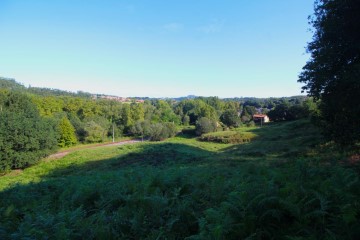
xmin=1 ymin=120 xmax=360 ymax=239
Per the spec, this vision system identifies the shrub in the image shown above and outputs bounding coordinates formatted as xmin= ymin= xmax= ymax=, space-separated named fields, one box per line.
xmin=246 ymin=121 xmax=256 ymax=127
xmin=195 ymin=117 xmax=217 ymax=136
xmin=84 ymin=121 xmax=106 ymax=143
xmin=220 ymin=109 xmax=241 ymax=127
xmin=147 ymin=122 xmax=178 ymax=141
xmin=199 ymin=131 xmax=256 ymax=144
xmin=182 ymin=115 xmax=190 ymax=126
xmin=130 ymin=121 xmax=177 ymax=141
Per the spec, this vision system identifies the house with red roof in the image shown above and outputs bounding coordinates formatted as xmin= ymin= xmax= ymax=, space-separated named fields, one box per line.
xmin=253 ymin=114 xmax=270 ymax=123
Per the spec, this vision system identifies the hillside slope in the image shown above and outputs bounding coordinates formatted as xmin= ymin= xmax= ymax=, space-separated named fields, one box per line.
xmin=1 ymin=120 xmax=359 ymax=239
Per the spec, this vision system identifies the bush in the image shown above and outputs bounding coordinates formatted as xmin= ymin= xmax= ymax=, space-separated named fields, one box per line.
xmin=84 ymin=121 xmax=106 ymax=143
xmin=246 ymin=121 xmax=256 ymax=127
xmin=195 ymin=117 xmax=217 ymax=136
xmin=220 ymin=109 xmax=241 ymax=127
xmin=199 ymin=131 xmax=256 ymax=144
xmin=130 ymin=121 xmax=177 ymax=141
xmin=130 ymin=120 xmax=151 ymax=140
xmin=182 ymin=115 xmax=190 ymax=126
xmin=147 ymin=122 xmax=177 ymax=141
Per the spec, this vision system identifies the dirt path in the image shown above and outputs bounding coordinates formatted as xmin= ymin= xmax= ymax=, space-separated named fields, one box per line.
xmin=45 ymin=140 xmax=142 ymax=161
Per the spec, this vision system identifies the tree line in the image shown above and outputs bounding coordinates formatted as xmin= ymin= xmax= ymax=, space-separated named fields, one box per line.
xmin=0 ymin=78 xmax=314 ymax=171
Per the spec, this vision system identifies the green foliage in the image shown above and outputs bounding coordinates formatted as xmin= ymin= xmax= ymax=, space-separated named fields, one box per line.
xmin=182 ymin=115 xmax=190 ymax=126
xmin=0 ymin=77 xmax=26 ymax=91
xmin=130 ymin=120 xmax=151 ymax=140
xmin=240 ymin=105 xmax=257 ymax=123
xmin=193 ymin=101 xmax=218 ymax=121
xmin=83 ymin=121 xmax=106 ymax=143
xmin=268 ymin=100 xmax=315 ymax=122
xmin=31 ymin=96 xmax=63 ymax=116
xmin=0 ymin=92 xmax=58 ymax=171
xmin=131 ymin=120 xmax=178 ymax=141
xmin=77 ymin=100 xmax=101 ymax=119
xmin=298 ymin=0 xmax=360 ymax=145
xmin=198 ymin=96 xmax=225 ymax=112
xmin=58 ymin=117 xmax=77 ymax=147
xmin=146 ymin=122 xmax=178 ymax=141
xmin=0 ymin=120 xmax=359 ymax=239
xmin=200 ymin=130 xmax=256 ymax=144
xmin=195 ymin=117 xmax=217 ymax=136
xmin=67 ymin=113 xmax=87 ymax=142
xmin=1 ymin=78 xmax=323 ymax=147
xmin=120 ymin=104 xmax=134 ymax=128
xmin=151 ymin=100 xmax=180 ymax=124
xmin=28 ymin=87 xmax=92 ymax=97
xmin=268 ymin=102 xmax=290 ymax=121
xmin=175 ymin=99 xmax=218 ymax=124
xmin=220 ymin=109 xmax=241 ymax=127
xmin=287 ymin=104 xmax=310 ymax=120
xmin=130 ymin=102 xmax=145 ymax=122
xmin=62 ymin=97 xmax=83 ymax=114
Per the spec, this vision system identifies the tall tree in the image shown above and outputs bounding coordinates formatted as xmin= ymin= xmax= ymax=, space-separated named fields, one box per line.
xmin=220 ymin=109 xmax=241 ymax=127
xmin=298 ymin=0 xmax=360 ymax=145
xmin=0 ymin=92 xmax=58 ymax=171
xmin=58 ymin=117 xmax=77 ymax=147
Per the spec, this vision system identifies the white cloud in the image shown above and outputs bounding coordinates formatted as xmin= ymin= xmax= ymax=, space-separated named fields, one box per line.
xmin=163 ymin=23 xmax=184 ymax=32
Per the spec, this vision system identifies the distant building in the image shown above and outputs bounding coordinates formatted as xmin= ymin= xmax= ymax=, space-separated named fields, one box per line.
xmin=253 ymin=114 xmax=270 ymax=123
xmin=92 ymin=94 xmax=137 ymax=103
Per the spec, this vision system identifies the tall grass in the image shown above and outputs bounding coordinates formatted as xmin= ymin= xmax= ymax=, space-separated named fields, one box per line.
xmin=1 ymin=120 xmax=359 ymax=239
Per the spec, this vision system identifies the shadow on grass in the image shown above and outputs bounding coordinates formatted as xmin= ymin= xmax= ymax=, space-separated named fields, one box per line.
xmin=222 ymin=119 xmax=324 ymax=160
xmin=44 ymin=142 xmax=216 ymax=178
xmin=1 ymin=119 xmax=357 ymax=239
xmin=0 ymin=142 xmax=250 ymax=239
xmin=41 ymin=120 xmax=324 ymax=179
xmin=175 ymin=128 xmax=197 ymax=139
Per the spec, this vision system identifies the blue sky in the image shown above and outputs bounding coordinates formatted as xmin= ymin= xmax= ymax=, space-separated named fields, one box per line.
xmin=0 ymin=0 xmax=314 ymax=98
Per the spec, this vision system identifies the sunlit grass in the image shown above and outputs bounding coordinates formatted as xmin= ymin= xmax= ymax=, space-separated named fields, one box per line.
xmin=1 ymin=120 xmax=358 ymax=239
xmin=0 ymin=120 xmax=322 ymax=190
xmin=57 ymin=136 xmax=135 ymax=152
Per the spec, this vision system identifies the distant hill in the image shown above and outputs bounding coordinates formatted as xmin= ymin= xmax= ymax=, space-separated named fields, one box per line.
xmin=0 ymin=77 xmax=26 ymax=91
xmin=0 ymin=77 xmax=92 ymax=98
xmin=0 ymin=77 xmax=307 ymax=103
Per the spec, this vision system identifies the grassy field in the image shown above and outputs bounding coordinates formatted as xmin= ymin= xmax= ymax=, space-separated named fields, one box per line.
xmin=1 ymin=119 xmax=360 ymax=239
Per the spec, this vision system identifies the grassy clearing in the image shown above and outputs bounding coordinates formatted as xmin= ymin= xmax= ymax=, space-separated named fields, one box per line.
xmin=1 ymin=119 xmax=360 ymax=239
xmin=57 ymin=136 xmax=136 ymax=153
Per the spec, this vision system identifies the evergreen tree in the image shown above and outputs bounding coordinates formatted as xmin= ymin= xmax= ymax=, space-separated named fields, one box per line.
xmin=0 ymin=92 xmax=58 ymax=171
xmin=58 ymin=117 xmax=77 ymax=147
